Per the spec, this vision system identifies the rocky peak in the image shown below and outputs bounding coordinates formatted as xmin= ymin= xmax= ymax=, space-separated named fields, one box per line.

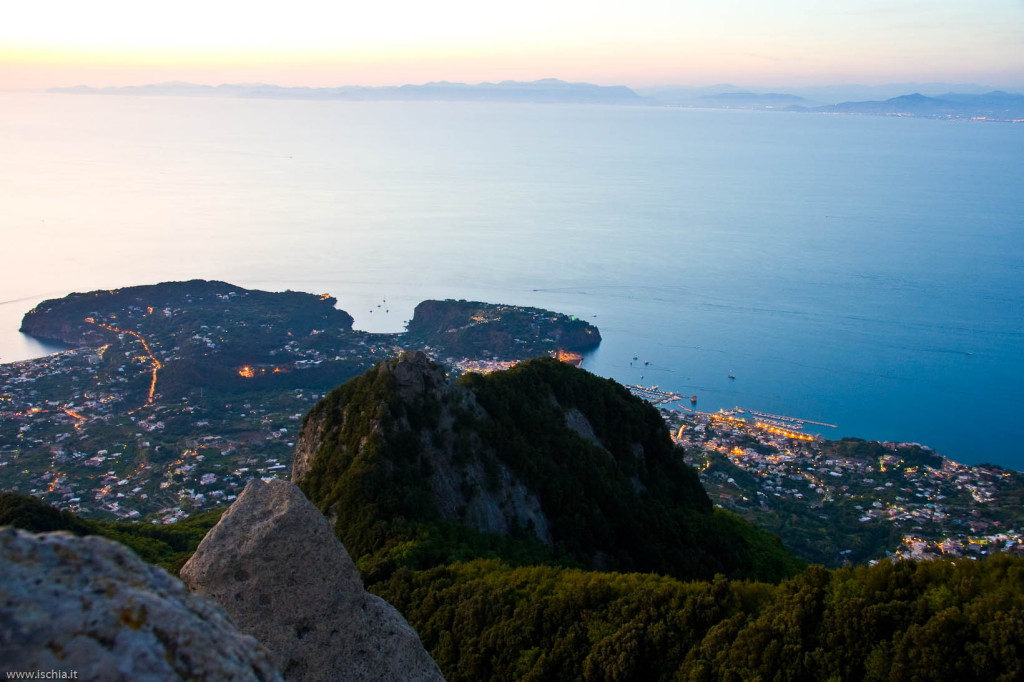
xmin=292 ymin=352 xmax=553 ymax=549
xmin=382 ymin=349 xmax=449 ymax=402
xmin=180 ymin=478 xmax=445 ymax=682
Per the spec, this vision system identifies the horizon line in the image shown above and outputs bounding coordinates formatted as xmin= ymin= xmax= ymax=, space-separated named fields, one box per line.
xmin=5 ymin=77 xmax=1022 ymax=95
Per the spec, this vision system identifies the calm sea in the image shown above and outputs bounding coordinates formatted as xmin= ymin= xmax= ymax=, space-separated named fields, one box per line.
xmin=1 ymin=93 xmax=1022 ymax=467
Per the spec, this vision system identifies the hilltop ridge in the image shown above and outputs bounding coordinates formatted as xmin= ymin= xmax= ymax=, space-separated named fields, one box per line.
xmin=294 ymin=351 xmax=800 ymax=583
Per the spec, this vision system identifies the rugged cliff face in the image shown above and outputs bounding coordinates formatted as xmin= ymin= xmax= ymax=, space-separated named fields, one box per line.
xmin=293 ymin=352 xmax=800 ymax=583
xmin=293 ymin=351 xmax=552 ymax=550
xmin=0 ymin=526 xmax=281 ymax=680
xmin=180 ymin=479 xmax=444 ymax=682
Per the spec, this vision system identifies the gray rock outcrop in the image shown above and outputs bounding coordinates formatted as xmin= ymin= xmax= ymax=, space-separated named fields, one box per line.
xmin=289 ymin=407 xmax=328 ymax=487
xmin=385 ymin=349 xmax=448 ymax=403
xmin=179 ymin=479 xmax=445 ymax=682
xmin=0 ymin=526 xmax=281 ymax=681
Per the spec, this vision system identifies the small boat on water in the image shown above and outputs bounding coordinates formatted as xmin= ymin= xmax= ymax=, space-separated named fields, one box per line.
xmin=728 ymin=373 xmax=735 ymax=379
xmin=690 ymin=395 xmax=698 ymax=404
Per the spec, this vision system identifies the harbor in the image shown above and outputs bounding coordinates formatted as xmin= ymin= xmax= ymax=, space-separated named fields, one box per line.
xmin=624 ymin=345 xmax=841 ymax=441
xmin=626 ymin=384 xmax=838 ymax=441
xmin=625 ymin=384 xmax=683 ymax=405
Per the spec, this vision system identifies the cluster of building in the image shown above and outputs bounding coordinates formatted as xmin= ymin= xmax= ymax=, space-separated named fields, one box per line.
xmin=662 ymin=407 xmax=1024 ymax=562
xmin=447 ymin=358 xmax=521 ymax=375
xmin=0 ymin=344 xmax=325 ymax=523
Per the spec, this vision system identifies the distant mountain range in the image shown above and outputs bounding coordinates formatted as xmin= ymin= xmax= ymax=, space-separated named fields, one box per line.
xmin=686 ymin=91 xmax=814 ymax=110
xmin=50 ymin=79 xmax=643 ymax=105
xmin=49 ymin=79 xmax=1024 ymax=120
xmin=789 ymin=91 xmax=1024 ymax=120
xmin=634 ymin=81 xmax=1009 ymax=106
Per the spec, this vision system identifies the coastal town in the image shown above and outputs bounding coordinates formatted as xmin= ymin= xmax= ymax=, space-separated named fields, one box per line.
xmin=0 ymin=343 xmax=323 ymax=524
xmin=661 ymin=405 xmax=1024 ymax=565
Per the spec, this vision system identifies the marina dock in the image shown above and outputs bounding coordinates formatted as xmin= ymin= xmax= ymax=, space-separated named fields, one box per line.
xmin=744 ymin=410 xmax=837 ymax=430
xmin=626 ymin=384 xmax=683 ymax=405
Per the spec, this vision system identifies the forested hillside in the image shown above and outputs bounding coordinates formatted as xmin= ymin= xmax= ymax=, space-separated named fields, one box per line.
xmin=377 ymin=556 xmax=1024 ymax=681
xmin=295 ymin=353 xmax=800 ymax=584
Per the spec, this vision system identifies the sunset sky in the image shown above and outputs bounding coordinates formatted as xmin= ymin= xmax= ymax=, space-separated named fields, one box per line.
xmin=2 ymin=0 xmax=1022 ymax=90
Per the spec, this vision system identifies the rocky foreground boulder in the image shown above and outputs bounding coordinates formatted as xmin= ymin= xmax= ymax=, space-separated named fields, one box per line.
xmin=0 ymin=526 xmax=281 ymax=680
xmin=180 ymin=478 xmax=445 ymax=682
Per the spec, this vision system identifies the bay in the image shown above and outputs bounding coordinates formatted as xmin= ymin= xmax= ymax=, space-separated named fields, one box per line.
xmin=1 ymin=93 xmax=1021 ymax=467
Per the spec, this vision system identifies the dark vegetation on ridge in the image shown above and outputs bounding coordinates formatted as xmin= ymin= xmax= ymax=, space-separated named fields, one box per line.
xmin=378 ymin=556 xmax=1024 ymax=681
xmin=295 ymin=354 xmax=800 ymax=584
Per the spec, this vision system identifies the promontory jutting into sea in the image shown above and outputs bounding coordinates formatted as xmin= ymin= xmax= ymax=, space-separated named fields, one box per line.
xmin=0 ymin=85 xmax=1022 ymax=468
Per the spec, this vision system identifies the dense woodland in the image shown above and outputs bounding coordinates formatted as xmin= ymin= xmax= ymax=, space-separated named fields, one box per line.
xmin=377 ymin=556 xmax=1024 ymax=681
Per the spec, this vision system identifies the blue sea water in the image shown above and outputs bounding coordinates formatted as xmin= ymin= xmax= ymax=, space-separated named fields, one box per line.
xmin=0 ymin=93 xmax=1021 ymax=467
